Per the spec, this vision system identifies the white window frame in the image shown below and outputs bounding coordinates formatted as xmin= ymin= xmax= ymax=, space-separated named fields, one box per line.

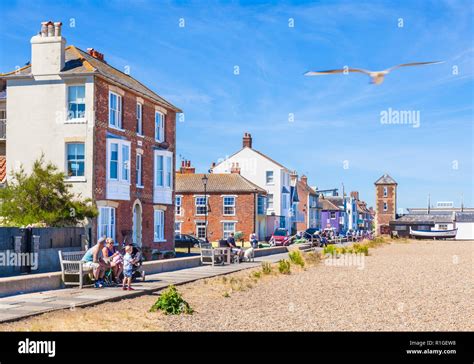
xmin=109 ymin=91 xmax=122 ymax=129
xmin=222 ymin=221 xmax=236 ymax=240
xmin=98 ymin=207 xmax=116 ymax=241
xmin=154 ymin=151 xmax=172 ymax=188
xmin=383 ymin=186 xmax=388 ymax=197
xmin=223 ymin=196 xmax=236 ymax=216
xmin=175 ymin=195 xmax=182 ymax=216
xmin=136 ymin=102 xmax=143 ymax=136
xmin=174 ymin=221 xmax=182 ymax=235
xmin=154 ymin=209 xmax=165 ymax=242
xmin=267 ymin=194 xmax=274 ymax=210
xmin=383 ymin=202 xmax=388 ymax=211
xmin=107 ymin=139 xmax=131 ymax=183
xmin=153 ymin=150 xmax=173 ymax=204
xmin=66 ymin=85 xmax=86 ymax=121
xmin=195 ymin=221 xmax=207 ymax=239
xmin=266 ymin=170 xmax=274 ymax=185
xmin=136 ymin=153 xmax=143 ymax=188
xmin=195 ymin=196 xmax=208 ymax=216
xmin=65 ymin=142 xmax=85 ymax=181
xmin=155 ymin=111 xmax=165 ymax=142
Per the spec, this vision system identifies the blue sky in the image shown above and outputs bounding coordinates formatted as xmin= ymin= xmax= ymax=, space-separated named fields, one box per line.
xmin=0 ymin=0 xmax=472 ymax=210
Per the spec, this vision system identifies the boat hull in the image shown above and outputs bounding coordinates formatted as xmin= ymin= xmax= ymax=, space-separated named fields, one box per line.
xmin=409 ymin=227 xmax=457 ymax=239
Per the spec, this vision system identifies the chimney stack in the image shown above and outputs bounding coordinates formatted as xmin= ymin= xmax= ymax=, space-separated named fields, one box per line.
xmin=230 ymin=162 xmax=241 ymax=174
xmin=242 ymin=132 xmax=252 ymax=148
xmin=179 ymin=160 xmax=195 ymax=174
xmin=31 ymin=20 xmax=66 ymax=76
xmin=350 ymin=191 xmax=359 ymax=200
xmin=87 ymin=48 xmax=105 ymax=62
xmin=290 ymin=170 xmax=298 ymax=184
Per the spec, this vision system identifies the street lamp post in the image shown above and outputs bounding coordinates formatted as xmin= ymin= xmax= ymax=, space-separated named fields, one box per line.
xmin=202 ymin=174 xmax=209 ymax=243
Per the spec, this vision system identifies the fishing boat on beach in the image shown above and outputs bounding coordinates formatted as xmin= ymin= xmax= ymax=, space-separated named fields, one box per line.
xmin=409 ymin=227 xmax=457 ymax=239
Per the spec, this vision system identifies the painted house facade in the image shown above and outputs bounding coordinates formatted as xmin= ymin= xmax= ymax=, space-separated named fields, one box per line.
xmin=295 ymin=175 xmax=320 ymax=231
xmin=211 ymin=133 xmax=292 ymax=238
xmin=2 ymin=21 xmax=181 ymax=258
xmin=175 ymin=161 xmax=267 ymax=241
xmin=320 ymin=196 xmax=344 ymax=233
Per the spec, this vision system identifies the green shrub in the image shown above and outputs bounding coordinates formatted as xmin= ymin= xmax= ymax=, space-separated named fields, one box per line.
xmin=149 ymin=285 xmax=193 ymax=315
xmin=288 ymin=250 xmax=305 ymax=267
xmin=323 ymin=245 xmax=336 ymax=256
xmin=261 ymin=261 xmax=272 ymax=274
xmin=352 ymin=243 xmax=369 ymax=256
xmin=278 ymin=259 xmax=291 ymax=274
xmin=252 ymin=271 xmax=262 ymax=279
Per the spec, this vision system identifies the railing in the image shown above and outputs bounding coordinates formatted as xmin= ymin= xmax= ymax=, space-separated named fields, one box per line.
xmin=0 ymin=119 xmax=5 ymax=139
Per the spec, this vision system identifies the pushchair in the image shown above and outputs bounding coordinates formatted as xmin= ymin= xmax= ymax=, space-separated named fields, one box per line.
xmin=127 ymin=245 xmax=146 ymax=282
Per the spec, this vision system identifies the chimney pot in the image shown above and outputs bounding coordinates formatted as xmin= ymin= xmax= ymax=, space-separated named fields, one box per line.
xmin=47 ymin=22 xmax=54 ymax=37
xmin=54 ymin=22 xmax=62 ymax=37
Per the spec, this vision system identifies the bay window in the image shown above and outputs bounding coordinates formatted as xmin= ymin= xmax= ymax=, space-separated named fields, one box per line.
xmin=106 ymin=138 xmax=131 ymax=200
xmin=153 ymin=150 xmax=173 ymax=204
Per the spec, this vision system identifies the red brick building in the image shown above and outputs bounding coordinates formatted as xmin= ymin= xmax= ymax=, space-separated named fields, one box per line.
xmin=175 ymin=161 xmax=267 ymax=242
xmin=374 ymin=174 xmax=397 ymax=235
xmin=2 ymin=22 xmax=181 ymax=259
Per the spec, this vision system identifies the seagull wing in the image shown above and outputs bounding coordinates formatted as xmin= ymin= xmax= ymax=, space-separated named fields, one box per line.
xmin=304 ymin=68 xmax=371 ymax=76
xmin=387 ymin=61 xmax=444 ymax=72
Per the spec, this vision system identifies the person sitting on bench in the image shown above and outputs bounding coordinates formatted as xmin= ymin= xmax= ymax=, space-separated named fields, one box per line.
xmin=226 ymin=233 xmax=244 ymax=260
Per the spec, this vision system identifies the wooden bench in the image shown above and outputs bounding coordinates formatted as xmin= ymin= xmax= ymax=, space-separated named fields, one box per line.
xmin=199 ymin=243 xmax=231 ymax=266
xmin=58 ymin=250 xmax=94 ymax=289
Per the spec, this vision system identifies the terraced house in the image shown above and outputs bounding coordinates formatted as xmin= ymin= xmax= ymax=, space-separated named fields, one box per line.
xmin=1 ymin=21 xmax=181 ymax=258
xmin=175 ymin=160 xmax=267 ymax=241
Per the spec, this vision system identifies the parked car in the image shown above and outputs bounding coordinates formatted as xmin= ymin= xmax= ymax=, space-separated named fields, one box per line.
xmin=270 ymin=228 xmax=291 ymax=246
xmin=174 ymin=234 xmax=204 ymax=253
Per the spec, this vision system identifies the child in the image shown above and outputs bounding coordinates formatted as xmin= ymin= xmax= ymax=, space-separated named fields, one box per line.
xmin=122 ymin=245 xmax=135 ymax=291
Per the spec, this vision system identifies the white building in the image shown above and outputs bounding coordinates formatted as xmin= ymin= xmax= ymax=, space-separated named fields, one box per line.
xmin=455 ymin=212 xmax=474 ymax=240
xmin=212 ymin=133 xmax=292 ymax=237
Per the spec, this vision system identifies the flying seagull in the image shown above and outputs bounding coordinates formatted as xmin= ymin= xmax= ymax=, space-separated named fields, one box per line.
xmin=304 ymin=61 xmax=443 ymax=85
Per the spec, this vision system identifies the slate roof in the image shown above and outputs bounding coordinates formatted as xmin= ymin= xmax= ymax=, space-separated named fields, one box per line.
xmin=326 ymin=196 xmax=345 ymax=210
xmin=393 ymin=213 xmax=453 ymax=224
xmin=374 ymin=173 xmax=397 ymax=185
xmin=455 ymin=212 xmax=474 ymax=223
xmin=176 ymin=173 xmax=267 ymax=194
xmin=319 ymin=196 xmax=339 ymax=211
xmin=297 ymin=179 xmax=317 ymax=196
xmin=1 ymin=46 xmax=181 ymax=112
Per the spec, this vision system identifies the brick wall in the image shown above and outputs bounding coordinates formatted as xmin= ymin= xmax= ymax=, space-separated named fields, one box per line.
xmin=375 ymin=184 xmax=397 ymax=235
xmin=93 ymin=76 xmax=176 ymax=257
xmin=176 ymin=193 xmax=257 ymax=243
